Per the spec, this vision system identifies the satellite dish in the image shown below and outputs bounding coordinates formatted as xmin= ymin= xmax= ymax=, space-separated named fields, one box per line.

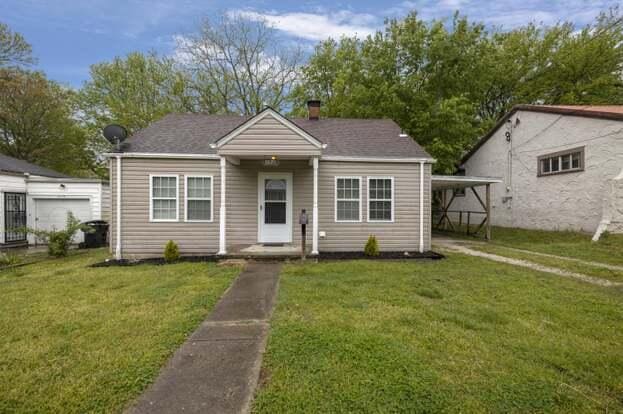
xmin=103 ymin=124 xmax=127 ymax=144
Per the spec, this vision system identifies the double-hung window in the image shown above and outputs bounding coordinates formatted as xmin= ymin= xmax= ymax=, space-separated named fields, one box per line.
xmin=150 ymin=175 xmax=178 ymax=221
xmin=368 ymin=177 xmax=393 ymax=222
xmin=335 ymin=177 xmax=361 ymax=222
xmin=185 ymin=176 xmax=213 ymax=222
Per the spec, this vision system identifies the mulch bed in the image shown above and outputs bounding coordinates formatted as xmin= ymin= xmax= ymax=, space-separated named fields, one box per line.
xmin=317 ymin=251 xmax=445 ymax=261
xmin=91 ymin=256 xmax=219 ymax=267
xmin=91 ymin=251 xmax=444 ymax=267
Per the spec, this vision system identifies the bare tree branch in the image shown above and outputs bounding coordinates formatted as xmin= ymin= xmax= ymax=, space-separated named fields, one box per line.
xmin=180 ymin=13 xmax=302 ymax=115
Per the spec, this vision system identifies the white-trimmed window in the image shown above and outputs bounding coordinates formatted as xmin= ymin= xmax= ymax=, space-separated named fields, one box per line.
xmin=368 ymin=177 xmax=394 ymax=222
xmin=185 ymin=175 xmax=213 ymax=222
xmin=335 ymin=177 xmax=361 ymax=222
xmin=150 ymin=175 xmax=178 ymax=221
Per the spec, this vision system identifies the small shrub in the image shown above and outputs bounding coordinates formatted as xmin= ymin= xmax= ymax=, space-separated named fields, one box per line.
xmin=23 ymin=212 xmax=92 ymax=257
xmin=364 ymin=235 xmax=380 ymax=257
xmin=164 ymin=240 xmax=180 ymax=263
xmin=0 ymin=252 xmax=22 ymax=266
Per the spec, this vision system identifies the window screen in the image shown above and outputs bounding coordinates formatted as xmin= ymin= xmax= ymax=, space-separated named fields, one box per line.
xmin=151 ymin=176 xmax=177 ymax=220
xmin=368 ymin=178 xmax=393 ymax=221
xmin=336 ymin=177 xmax=360 ymax=221
xmin=264 ymin=179 xmax=286 ymax=224
xmin=186 ymin=176 xmax=212 ymax=221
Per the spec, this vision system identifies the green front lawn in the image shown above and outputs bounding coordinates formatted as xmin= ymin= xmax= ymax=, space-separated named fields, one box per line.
xmin=0 ymin=250 xmax=239 ymax=413
xmin=254 ymin=257 xmax=623 ymax=413
xmin=438 ymin=226 xmax=623 ymax=266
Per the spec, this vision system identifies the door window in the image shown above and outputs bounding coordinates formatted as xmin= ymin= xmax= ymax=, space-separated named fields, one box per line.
xmin=264 ymin=179 xmax=286 ymax=224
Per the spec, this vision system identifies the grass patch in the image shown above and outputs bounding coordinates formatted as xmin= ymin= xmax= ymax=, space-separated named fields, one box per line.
xmin=254 ymin=256 xmax=623 ymax=413
xmin=437 ymin=226 xmax=623 ymax=266
xmin=468 ymin=243 xmax=623 ymax=282
xmin=0 ymin=249 xmax=240 ymax=413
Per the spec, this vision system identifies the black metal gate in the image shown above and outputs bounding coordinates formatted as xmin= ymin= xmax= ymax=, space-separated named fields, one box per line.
xmin=4 ymin=192 xmax=27 ymax=243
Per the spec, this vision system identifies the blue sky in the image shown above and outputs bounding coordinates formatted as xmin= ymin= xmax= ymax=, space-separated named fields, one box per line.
xmin=4 ymin=0 xmax=619 ymax=88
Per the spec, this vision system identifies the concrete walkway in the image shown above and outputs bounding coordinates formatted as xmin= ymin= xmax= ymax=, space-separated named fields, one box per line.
xmin=127 ymin=261 xmax=282 ymax=414
xmin=434 ymin=239 xmax=623 ymax=288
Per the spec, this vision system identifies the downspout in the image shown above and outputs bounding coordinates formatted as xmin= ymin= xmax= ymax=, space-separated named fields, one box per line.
xmin=419 ymin=161 xmax=425 ymax=253
xmin=115 ymin=155 xmax=122 ymax=260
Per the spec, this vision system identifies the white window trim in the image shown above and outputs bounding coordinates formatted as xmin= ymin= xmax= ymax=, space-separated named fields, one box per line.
xmin=184 ymin=175 xmax=214 ymax=223
xmin=367 ymin=176 xmax=395 ymax=223
xmin=149 ymin=174 xmax=179 ymax=222
xmin=334 ymin=176 xmax=362 ymax=223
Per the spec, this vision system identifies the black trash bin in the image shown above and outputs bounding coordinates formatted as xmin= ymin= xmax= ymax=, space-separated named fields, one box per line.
xmin=81 ymin=220 xmax=109 ymax=248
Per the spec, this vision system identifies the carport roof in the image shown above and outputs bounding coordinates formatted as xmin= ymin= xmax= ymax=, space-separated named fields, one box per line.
xmin=432 ymin=175 xmax=502 ymax=190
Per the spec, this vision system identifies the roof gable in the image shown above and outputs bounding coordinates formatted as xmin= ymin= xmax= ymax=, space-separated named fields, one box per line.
xmin=213 ymin=108 xmax=324 ymax=154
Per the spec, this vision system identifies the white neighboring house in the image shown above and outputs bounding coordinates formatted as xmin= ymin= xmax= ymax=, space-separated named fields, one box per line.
xmin=452 ymin=105 xmax=623 ymax=238
xmin=0 ymin=154 xmax=109 ymax=246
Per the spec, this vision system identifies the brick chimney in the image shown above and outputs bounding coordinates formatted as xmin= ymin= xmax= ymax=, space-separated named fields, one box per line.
xmin=307 ymin=99 xmax=321 ymax=120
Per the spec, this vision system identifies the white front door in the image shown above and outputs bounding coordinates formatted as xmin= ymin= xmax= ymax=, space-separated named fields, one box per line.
xmin=258 ymin=172 xmax=292 ymax=243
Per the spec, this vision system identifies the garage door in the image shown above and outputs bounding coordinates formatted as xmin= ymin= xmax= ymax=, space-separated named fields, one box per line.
xmin=34 ymin=199 xmax=92 ymax=243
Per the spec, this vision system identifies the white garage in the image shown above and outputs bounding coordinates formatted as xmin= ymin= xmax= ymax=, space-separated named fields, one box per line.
xmin=0 ymin=153 xmax=109 ymax=247
xmin=33 ymin=198 xmax=92 ymax=243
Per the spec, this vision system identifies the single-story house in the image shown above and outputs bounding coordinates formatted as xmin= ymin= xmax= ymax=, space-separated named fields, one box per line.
xmin=106 ymin=102 xmax=435 ymax=259
xmin=451 ymin=105 xmax=623 ymax=239
xmin=0 ymin=154 xmax=109 ymax=247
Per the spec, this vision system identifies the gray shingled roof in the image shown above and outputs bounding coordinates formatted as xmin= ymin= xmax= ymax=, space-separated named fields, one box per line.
xmin=121 ymin=112 xmax=431 ymax=159
xmin=0 ymin=153 xmax=70 ymax=178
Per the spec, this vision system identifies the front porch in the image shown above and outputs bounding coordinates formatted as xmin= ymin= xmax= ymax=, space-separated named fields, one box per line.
xmin=218 ymin=156 xmax=319 ymax=256
xmin=213 ymin=108 xmax=324 ymax=256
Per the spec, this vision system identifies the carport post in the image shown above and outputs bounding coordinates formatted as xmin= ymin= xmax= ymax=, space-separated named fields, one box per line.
xmin=485 ymin=184 xmax=491 ymax=241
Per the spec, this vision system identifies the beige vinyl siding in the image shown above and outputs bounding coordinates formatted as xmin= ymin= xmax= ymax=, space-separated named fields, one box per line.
xmin=111 ymin=156 xmax=432 ymax=258
xmin=110 ymin=157 xmax=220 ymax=258
xmin=218 ymin=115 xmax=322 ymax=157
xmin=317 ymin=161 xmax=431 ymax=252
xmin=227 ymin=159 xmax=313 ymax=248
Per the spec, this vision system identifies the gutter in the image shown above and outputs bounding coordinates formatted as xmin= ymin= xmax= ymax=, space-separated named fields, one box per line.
xmin=321 ymin=156 xmax=436 ymax=164
xmin=103 ymin=152 xmax=220 ymax=160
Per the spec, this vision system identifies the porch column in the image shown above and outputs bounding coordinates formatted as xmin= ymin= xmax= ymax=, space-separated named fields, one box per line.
xmin=218 ymin=156 xmax=227 ymax=255
xmin=312 ymin=157 xmax=319 ymax=255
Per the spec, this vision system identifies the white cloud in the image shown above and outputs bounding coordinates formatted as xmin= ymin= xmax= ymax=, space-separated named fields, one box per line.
xmin=386 ymin=0 xmax=611 ymax=29
xmin=228 ymin=10 xmax=379 ymax=41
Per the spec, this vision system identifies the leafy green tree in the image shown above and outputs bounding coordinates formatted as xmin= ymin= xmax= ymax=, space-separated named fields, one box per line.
xmin=0 ymin=22 xmax=35 ymax=67
xmin=78 ymin=51 xmax=194 ymax=135
xmin=291 ymin=9 xmax=623 ymax=172
xmin=0 ymin=69 xmax=92 ymax=175
xmin=77 ymin=52 xmax=195 ymax=175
